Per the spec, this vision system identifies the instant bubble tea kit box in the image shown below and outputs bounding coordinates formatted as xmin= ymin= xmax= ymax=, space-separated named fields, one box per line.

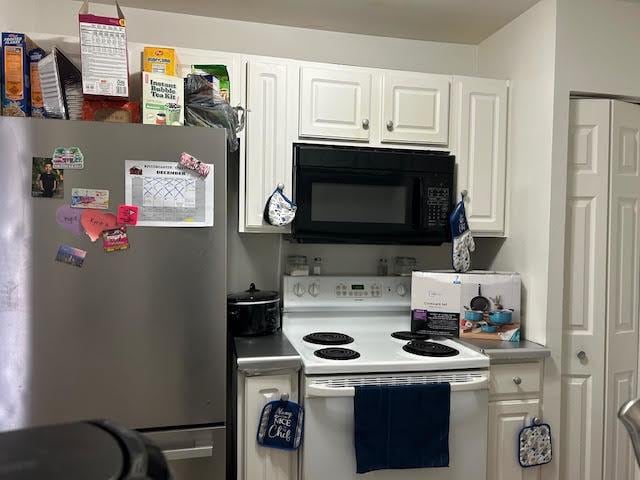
xmin=142 ymin=71 xmax=184 ymax=126
xmin=411 ymin=271 xmax=522 ymax=342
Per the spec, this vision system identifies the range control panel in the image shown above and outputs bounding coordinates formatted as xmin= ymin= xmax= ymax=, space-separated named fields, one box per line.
xmin=283 ymin=276 xmax=412 ymax=309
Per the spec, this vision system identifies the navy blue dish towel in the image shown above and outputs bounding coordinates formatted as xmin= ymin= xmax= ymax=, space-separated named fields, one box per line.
xmin=354 ymin=383 xmax=451 ymax=474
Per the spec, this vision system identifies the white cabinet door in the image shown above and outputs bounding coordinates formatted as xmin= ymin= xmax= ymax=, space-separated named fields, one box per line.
xmin=487 ymin=399 xmax=541 ymax=480
xmin=452 ymin=76 xmax=508 ymax=235
xmin=241 ymin=374 xmax=298 ymax=480
xmin=381 ymin=72 xmax=450 ymax=145
xmin=244 ymin=60 xmax=291 ymax=231
xmin=299 ymin=66 xmax=372 ymax=141
xmin=603 ymin=100 xmax=640 ymax=480
xmin=561 ymin=99 xmax=610 ymax=480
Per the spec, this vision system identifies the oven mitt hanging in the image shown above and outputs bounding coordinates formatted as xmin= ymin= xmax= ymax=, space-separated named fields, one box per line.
xmin=263 ymin=184 xmax=297 ymax=227
xmin=450 ymin=195 xmax=475 ymax=273
xmin=257 ymin=397 xmax=304 ymax=450
xmin=518 ymin=421 xmax=552 ymax=468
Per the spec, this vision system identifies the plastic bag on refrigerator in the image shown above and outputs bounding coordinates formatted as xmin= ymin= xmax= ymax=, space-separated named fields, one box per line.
xmin=184 ymin=74 xmax=245 ymax=151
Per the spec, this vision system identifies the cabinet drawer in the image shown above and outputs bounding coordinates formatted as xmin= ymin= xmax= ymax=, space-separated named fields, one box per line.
xmin=490 ymin=362 xmax=541 ymax=397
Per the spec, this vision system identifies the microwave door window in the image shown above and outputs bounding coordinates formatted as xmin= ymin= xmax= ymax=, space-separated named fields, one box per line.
xmin=311 ymin=183 xmax=407 ymax=224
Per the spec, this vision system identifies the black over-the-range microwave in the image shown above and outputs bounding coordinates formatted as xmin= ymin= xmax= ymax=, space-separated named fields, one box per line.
xmin=292 ymin=143 xmax=455 ymax=245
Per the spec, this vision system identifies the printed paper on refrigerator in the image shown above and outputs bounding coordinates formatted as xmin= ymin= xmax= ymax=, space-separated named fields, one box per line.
xmin=124 ymin=160 xmax=214 ymax=227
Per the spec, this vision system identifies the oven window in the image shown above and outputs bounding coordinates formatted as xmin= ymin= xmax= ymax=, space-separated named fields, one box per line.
xmin=311 ymin=183 xmax=407 ymax=224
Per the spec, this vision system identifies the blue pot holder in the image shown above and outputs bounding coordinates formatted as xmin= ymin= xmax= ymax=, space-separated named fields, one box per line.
xmin=449 ymin=194 xmax=475 ymax=273
xmin=518 ymin=421 xmax=552 ymax=468
xmin=257 ymin=397 xmax=304 ymax=451
xmin=263 ymin=184 xmax=297 ymax=227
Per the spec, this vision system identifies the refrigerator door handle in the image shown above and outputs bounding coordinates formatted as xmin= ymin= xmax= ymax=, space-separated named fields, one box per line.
xmin=163 ymin=444 xmax=214 ymax=461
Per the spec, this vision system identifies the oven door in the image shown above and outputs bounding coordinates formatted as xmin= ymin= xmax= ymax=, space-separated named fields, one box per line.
xmin=301 ymin=371 xmax=489 ymax=480
xmin=293 ymin=167 xmax=450 ymax=244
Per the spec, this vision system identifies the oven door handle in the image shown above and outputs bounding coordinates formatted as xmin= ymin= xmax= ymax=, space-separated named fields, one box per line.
xmin=306 ymin=375 xmax=489 ymax=398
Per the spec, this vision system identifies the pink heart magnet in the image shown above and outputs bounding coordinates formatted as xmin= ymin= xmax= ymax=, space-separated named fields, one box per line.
xmin=56 ymin=204 xmax=83 ymax=236
xmin=117 ymin=204 xmax=139 ymax=226
xmin=81 ymin=209 xmax=118 ymax=242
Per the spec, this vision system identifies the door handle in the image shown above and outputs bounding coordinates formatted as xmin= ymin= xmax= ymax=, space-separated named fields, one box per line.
xmin=577 ymin=350 xmax=587 ymax=361
xmin=386 ymin=120 xmax=394 ymax=131
xmin=163 ymin=445 xmax=213 ymax=461
xmin=362 ymin=118 xmax=370 ymax=130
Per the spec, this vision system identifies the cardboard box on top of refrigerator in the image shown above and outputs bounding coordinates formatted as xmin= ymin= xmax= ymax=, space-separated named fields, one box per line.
xmin=411 ymin=271 xmax=522 ymax=342
xmin=78 ymin=1 xmax=129 ymax=99
xmin=142 ymin=72 xmax=184 ymax=126
xmin=1 ymin=32 xmax=31 ymax=117
xmin=143 ymin=47 xmax=178 ymax=76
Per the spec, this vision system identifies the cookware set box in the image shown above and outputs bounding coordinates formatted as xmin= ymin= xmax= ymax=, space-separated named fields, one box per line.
xmin=410 ymin=271 xmax=521 ymax=342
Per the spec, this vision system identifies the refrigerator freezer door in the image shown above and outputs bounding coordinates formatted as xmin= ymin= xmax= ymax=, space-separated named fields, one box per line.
xmin=142 ymin=426 xmax=226 ymax=480
xmin=0 ymin=117 xmax=227 ymax=430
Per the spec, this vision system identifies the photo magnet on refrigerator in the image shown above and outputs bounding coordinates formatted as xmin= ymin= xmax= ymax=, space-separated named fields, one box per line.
xmin=32 ymin=158 xmax=64 ymax=199
xmin=55 ymin=245 xmax=87 ymax=268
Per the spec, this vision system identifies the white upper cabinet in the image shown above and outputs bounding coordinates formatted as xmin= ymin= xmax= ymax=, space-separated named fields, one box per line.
xmin=299 ymin=66 xmax=373 ymax=141
xmin=451 ymin=76 xmax=508 ymax=236
xmin=243 ymin=60 xmax=292 ymax=231
xmin=381 ymin=72 xmax=450 ymax=145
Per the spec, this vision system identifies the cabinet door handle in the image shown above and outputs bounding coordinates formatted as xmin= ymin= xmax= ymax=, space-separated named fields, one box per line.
xmin=577 ymin=350 xmax=587 ymax=361
xmin=513 ymin=376 xmax=522 ymax=385
xmin=362 ymin=118 xmax=370 ymax=130
xmin=386 ymin=120 xmax=394 ymax=131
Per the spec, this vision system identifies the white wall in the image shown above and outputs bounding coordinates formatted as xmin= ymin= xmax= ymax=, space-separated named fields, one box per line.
xmin=0 ymin=0 xmax=478 ymax=293
xmin=556 ymin=0 xmax=640 ymax=98
xmin=0 ymin=0 xmax=476 ymax=75
xmin=477 ymin=3 xmax=561 ymax=480
xmin=477 ymin=0 xmax=557 ymax=345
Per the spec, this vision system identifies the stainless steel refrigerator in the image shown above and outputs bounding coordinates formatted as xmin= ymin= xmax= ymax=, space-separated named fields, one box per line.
xmin=0 ymin=117 xmax=227 ymax=479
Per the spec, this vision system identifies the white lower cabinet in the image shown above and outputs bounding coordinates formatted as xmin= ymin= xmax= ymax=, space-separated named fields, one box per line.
xmin=238 ymin=373 xmax=299 ymax=480
xmin=487 ymin=360 xmax=543 ymax=480
xmin=488 ymin=399 xmax=541 ymax=480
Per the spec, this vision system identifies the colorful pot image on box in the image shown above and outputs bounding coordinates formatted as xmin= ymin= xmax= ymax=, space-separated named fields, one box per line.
xmin=410 ymin=272 xmax=521 ymax=342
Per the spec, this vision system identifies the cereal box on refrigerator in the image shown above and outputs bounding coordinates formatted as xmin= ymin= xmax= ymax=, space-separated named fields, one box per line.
xmin=78 ymin=1 xmax=129 ymax=99
xmin=29 ymin=48 xmax=46 ymax=118
xmin=1 ymin=32 xmax=30 ymax=117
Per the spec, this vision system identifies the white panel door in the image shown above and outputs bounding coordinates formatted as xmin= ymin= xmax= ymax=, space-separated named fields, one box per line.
xmin=603 ymin=100 xmax=640 ymax=480
xmin=299 ymin=66 xmax=372 ymax=141
xmin=451 ymin=76 xmax=508 ymax=235
xmin=380 ymin=72 xmax=450 ymax=145
xmin=242 ymin=374 xmax=298 ymax=480
xmin=561 ymin=99 xmax=610 ymax=480
xmin=244 ymin=61 xmax=291 ymax=231
xmin=487 ymin=399 xmax=541 ymax=480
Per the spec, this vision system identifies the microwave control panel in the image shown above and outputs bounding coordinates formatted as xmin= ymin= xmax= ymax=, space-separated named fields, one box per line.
xmin=425 ymin=187 xmax=450 ymax=228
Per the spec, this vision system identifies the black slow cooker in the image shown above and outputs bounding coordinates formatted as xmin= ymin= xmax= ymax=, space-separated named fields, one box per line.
xmin=228 ymin=283 xmax=281 ymax=336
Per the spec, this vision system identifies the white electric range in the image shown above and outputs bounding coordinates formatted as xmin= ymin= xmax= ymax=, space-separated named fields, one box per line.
xmin=282 ymin=275 xmax=490 ymax=480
